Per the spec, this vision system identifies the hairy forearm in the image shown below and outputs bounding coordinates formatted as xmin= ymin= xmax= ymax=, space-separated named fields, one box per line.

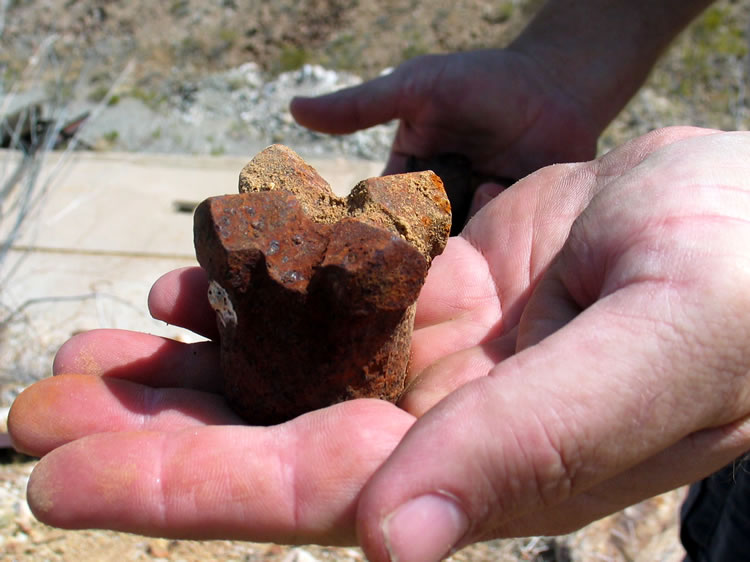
xmin=510 ymin=0 xmax=715 ymax=131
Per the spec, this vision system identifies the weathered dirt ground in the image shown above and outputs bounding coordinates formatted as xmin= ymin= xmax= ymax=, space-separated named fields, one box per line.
xmin=4 ymin=0 xmax=750 ymax=152
xmin=2 ymin=0 xmax=750 ymax=560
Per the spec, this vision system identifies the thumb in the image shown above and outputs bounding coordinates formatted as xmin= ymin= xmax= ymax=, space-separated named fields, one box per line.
xmin=290 ymin=71 xmax=402 ymax=135
xmin=356 ymin=365 xmax=572 ymax=562
xmin=355 ymin=285 xmax=747 ymax=561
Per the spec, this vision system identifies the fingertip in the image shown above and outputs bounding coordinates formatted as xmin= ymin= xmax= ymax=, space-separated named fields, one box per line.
xmin=288 ymin=95 xmax=310 ymax=124
xmin=358 ymin=492 xmax=471 ymax=562
xmin=289 ymin=94 xmax=313 ymax=114
xmin=148 ymin=266 xmax=217 ymax=340
xmin=290 ymin=76 xmax=400 ymax=134
xmin=27 ymin=454 xmax=61 ymax=523
xmin=25 ymin=432 xmax=167 ymax=533
xmin=8 ymin=375 xmax=89 ymax=456
xmin=379 ymin=493 xmax=469 ymax=562
xmin=288 ymin=90 xmax=342 ymax=132
xmin=7 ymin=385 xmax=39 ymax=456
xmin=26 ymin=443 xmax=120 ymax=530
xmin=8 ymin=375 xmax=102 ymax=456
xmin=147 ymin=266 xmax=204 ymax=321
xmin=52 ymin=330 xmax=102 ymax=376
xmin=146 ymin=270 xmax=170 ymax=320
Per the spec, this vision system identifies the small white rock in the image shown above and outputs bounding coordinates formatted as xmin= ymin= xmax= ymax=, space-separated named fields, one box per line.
xmin=281 ymin=548 xmax=320 ymax=562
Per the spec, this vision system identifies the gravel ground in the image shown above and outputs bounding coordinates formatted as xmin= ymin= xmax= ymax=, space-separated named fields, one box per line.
xmin=69 ymin=63 xmax=398 ymax=161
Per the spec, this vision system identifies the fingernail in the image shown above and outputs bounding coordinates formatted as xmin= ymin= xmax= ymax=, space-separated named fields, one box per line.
xmin=382 ymin=493 xmax=469 ymax=562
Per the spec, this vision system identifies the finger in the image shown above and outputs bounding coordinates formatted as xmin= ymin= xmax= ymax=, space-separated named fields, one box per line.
xmin=148 ymin=266 xmax=219 ymax=340
xmin=413 ymin=237 xmax=500 ymax=331
xmin=414 ymin=165 xmax=592 ymax=333
xmin=290 ymin=71 xmax=402 ymax=135
xmin=400 ymin=332 xmax=516 ymax=417
xmin=593 ymin=126 xmax=719 ymax=180
xmin=409 ymin=167 xmax=597 ymax=402
xmin=476 ymin=416 xmax=750 ymax=538
xmin=9 ymin=374 xmax=241 ymax=456
xmin=515 ymin=268 xmax=581 ymax=351
xmin=359 ymin=127 xmax=740 ymax=559
xmin=355 ymin=283 xmax=750 ymax=562
xmin=24 ymin=400 xmax=414 ymax=545
xmin=53 ymin=329 xmax=221 ymax=392
xmin=458 ymin=126 xmax=723 ymax=335
xmin=578 ymin=417 xmax=750 ymax=525
xmin=461 ymin=163 xmax=597 ymax=330
xmin=466 ymin=182 xmax=506 ymax=221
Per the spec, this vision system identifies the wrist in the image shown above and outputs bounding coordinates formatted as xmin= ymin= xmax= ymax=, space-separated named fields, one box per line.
xmin=508 ymin=0 xmax=714 ymax=133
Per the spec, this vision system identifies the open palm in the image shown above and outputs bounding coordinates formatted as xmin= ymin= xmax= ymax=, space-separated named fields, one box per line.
xmin=10 ymin=128 xmax=750 ymax=562
xmin=7 ymin=158 xmax=581 ymax=544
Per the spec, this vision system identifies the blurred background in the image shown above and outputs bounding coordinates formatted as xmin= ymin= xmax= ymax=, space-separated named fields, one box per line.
xmin=3 ymin=0 xmax=749 ymax=158
xmin=1 ymin=0 xmax=749 ymax=560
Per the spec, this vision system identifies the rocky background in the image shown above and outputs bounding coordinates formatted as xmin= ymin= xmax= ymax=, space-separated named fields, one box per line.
xmin=2 ymin=0 xmax=750 ymax=560
xmin=2 ymin=0 xmax=750 ymax=159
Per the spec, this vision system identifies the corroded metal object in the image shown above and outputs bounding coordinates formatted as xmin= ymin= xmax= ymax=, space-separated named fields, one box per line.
xmin=406 ymin=153 xmax=514 ymax=234
xmin=194 ymin=145 xmax=450 ymax=425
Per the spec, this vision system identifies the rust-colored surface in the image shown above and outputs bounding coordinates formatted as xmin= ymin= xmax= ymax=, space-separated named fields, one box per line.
xmin=406 ymin=153 xmax=515 ymax=234
xmin=194 ymin=145 xmax=450 ymax=425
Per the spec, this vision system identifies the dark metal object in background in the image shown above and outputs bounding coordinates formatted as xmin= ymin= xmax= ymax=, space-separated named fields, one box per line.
xmin=0 ymin=104 xmax=90 ymax=153
xmin=406 ymin=153 xmax=515 ymax=235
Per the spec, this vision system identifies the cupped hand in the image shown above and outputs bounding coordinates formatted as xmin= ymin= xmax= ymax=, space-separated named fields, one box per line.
xmin=7 ymin=117 xmax=598 ymax=545
xmin=7 ymin=265 xmax=413 ymax=544
xmin=290 ymin=49 xmax=600 ymax=181
xmin=5 ymin=178 xmax=572 ymax=544
xmin=355 ymin=127 xmax=750 ymax=561
xmin=10 ymin=127 xmax=750 ymax=562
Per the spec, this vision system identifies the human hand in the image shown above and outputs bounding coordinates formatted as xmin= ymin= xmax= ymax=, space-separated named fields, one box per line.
xmin=5 ymin=118 xmax=591 ymax=546
xmin=354 ymin=127 xmax=750 ymax=561
xmin=10 ymin=127 xmax=750 ymax=562
xmin=6 ymin=265 xmax=414 ymax=544
xmin=290 ymin=49 xmax=600 ymax=182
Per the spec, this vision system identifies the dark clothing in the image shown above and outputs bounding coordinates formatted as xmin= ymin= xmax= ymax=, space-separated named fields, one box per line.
xmin=681 ymin=458 xmax=750 ymax=561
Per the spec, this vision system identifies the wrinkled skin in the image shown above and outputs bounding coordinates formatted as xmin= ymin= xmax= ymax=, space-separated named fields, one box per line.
xmin=9 ymin=128 xmax=750 ymax=561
